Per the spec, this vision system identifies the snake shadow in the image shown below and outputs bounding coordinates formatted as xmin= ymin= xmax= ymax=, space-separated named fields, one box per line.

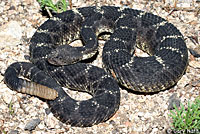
xmin=119 ymin=84 xmax=176 ymax=96
xmin=80 ymin=51 xmax=99 ymax=63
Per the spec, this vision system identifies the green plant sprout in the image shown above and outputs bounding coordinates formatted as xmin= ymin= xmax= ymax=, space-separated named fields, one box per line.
xmin=169 ymin=97 xmax=200 ymax=131
xmin=37 ymin=0 xmax=68 ymax=15
xmin=8 ymin=100 xmax=14 ymax=115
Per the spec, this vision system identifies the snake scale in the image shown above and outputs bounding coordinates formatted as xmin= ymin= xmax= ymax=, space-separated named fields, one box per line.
xmin=4 ymin=6 xmax=188 ymax=127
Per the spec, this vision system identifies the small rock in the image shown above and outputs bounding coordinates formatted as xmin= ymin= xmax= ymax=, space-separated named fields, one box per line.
xmin=109 ymin=120 xmax=116 ymax=125
xmin=177 ymin=75 xmax=190 ymax=88
xmin=138 ymin=98 xmax=145 ymax=103
xmin=190 ymin=79 xmax=200 ymax=87
xmin=24 ymin=118 xmax=41 ymax=131
xmin=45 ymin=113 xmax=59 ymax=129
xmin=151 ymin=127 xmax=159 ymax=134
xmin=168 ymin=93 xmax=181 ymax=110
xmin=112 ymin=128 xmax=120 ymax=134
xmin=2 ymin=91 xmax=13 ymax=104
xmin=38 ymin=123 xmax=45 ymax=130
xmin=45 ymin=108 xmax=51 ymax=115
xmin=25 ymin=26 xmax=36 ymax=39
xmin=0 ymin=21 xmax=22 ymax=47
xmin=189 ymin=48 xmax=200 ymax=58
xmin=137 ymin=111 xmax=144 ymax=117
xmin=9 ymin=130 xmax=19 ymax=134
xmin=32 ymin=131 xmax=43 ymax=134
xmin=144 ymin=112 xmax=151 ymax=119
xmin=0 ymin=74 xmax=4 ymax=82
xmin=189 ymin=60 xmax=200 ymax=69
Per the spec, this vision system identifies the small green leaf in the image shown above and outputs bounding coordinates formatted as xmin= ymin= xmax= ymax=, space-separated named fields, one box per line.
xmin=169 ymin=97 xmax=200 ymax=130
xmin=37 ymin=0 xmax=68 ymax=13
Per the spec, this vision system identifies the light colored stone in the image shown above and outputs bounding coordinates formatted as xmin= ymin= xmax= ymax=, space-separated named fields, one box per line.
xmin=24 ymin=26 xmax=36 ymax=39
xmin=38 ymin=123 xmax=45 ymax=130
xmin=45 ymin=113 xmax=59 ymax=129
xmin=2 ymin=91 xmax=13 ymax=104
xmin=0 ymin=74 xmax=3 ymax=82
xmin=151 ymin=127 xmax=158 ymax=134
xmin=137 ymin=112 xmax=144 ymax=117
xmin=144 ymin=112 xmax=151 ymax=119
xmin=0 ymin=21 xmax=22 ymax=47
xmin=32 ymin=131 xmax=42 ymax=134
xmin=176 ymin=74 xmax=190 ymax=88
xmin=189 ymin=60 xmax=200 ymax=69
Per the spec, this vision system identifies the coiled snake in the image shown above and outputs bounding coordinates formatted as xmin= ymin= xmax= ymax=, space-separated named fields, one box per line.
xmin=4 ymin=6 xmax=188 ymax=127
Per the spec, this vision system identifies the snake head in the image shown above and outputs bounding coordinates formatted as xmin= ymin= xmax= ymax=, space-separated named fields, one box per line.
xmin=47 ymin=45 xmax=82 ymax=66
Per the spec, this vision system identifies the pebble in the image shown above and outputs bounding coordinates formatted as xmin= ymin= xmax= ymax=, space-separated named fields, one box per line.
xmin=191 ymin=79 xmax=200 ymax=87
xmin=189 ymin=48 xmax=200 ymax=58
xmin=151 ymin=127 xmax=159 ymax=134
xmin=168 ymin=93 xmax=181 ymax=110
xmin=0 ymin=21 xmax=22 ymax=47
xmin=2 ymin=91 xmax=13 ymax=104
xmin=24 ymin=118 xmax=41 ymax=131
xmin=189 ymin=60 xmax=200 ymax=69
xmin=45 ymin=113 xmax=59 ymax=129
xmin=9 ymin=130 xmax=19 ymax=134
xmin=137 ymin=111 xmax=144 ymax=117
xmin=144 ymin=112 xmax=151 ymax=119
xmin=32 ymin=131 xmax=43 ymax=134
xmin=38 ymin=123 xmax=45 ymax=130
xmin=25 ymin=27 xmax=36 ymax=38
xmin=177 ymin=74 xmax=190 ymax=88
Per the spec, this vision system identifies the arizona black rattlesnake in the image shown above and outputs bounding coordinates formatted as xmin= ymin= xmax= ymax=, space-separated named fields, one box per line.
xmin=4 ymin=6 xmax=188 ymax=127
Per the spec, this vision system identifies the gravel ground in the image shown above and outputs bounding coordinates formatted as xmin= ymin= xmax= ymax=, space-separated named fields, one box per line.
xmin=0 ymin=0 xmax=200 ymax=134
